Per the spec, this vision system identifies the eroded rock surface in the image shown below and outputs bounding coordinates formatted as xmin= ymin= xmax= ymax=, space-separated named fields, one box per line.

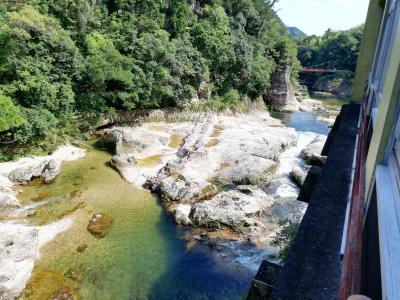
xmin=290 ymin=165 xmax=307 ymax=187
xmin=192 ymin=186 xmax=274 ymax=234
xmin=0 ymin=145 xmax=85 ymax=299
xmin=0 ymin=218 xmax=73 ymax=300
xmin=299 ymin=135 xmax=327 ymax=166
xmin=0 ymin=192 xmax=20 ymax=210
xmin=1 ymin=145 xmax=85 ymax=185
xmin=105 ymin=110 xmax=300 ymax=245
xmin=41 ymin=159 xmax=62 ymax=183
xmin=173 ymin=204 xmax=192 ymax=225
xmin=264 ymin=65 xmax=299 ymax=112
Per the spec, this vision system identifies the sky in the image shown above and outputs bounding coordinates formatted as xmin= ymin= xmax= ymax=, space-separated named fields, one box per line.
xmin=275 ymin=0 xmax=370 ymax=36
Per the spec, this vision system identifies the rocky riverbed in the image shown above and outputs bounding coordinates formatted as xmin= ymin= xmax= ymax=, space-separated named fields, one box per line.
xmin=103 ymin=109 xmax=326 ymax=247
xmin=0 ymin=145 xmax=85 ymax=299
xmin=0 ymin=105 xmax=331 ymax=299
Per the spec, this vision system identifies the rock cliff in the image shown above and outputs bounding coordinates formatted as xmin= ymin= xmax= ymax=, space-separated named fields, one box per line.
xmin=264 ymin=65 xmax=299 ymax=112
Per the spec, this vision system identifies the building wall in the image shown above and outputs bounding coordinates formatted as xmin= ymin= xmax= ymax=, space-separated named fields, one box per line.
xmin=352 ymin=0 xmax=385 ymax=102
xmin=362 ymin=0 xmax=400 ymax=196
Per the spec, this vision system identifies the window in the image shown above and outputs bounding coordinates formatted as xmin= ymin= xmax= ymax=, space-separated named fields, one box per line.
xmin=373 ymin=95 xmax=400 ymax=299
xmin=368 ymin=0 xmax=400 ymax=116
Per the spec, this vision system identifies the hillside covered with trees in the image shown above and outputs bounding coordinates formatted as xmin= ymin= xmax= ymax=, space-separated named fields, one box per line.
xmin=297 ymin=26 xmax=363 ymax=72
xmin=0 ymin=0 xmax=298 ymax=160
xmin=295 ymin=25 xmax=364 ymax=96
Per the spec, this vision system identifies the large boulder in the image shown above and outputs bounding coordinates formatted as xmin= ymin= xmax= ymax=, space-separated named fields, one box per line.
xmin=4 ymin=145 xmax=85 ymax=185
xmin=191 ymin=186 xmax=274 ymax=232
xmin=313 ymin=74 xmax=353 ymax=98
xmin=299 ymin=135 xmax=327 ymax=165
xmin=104 ymin=127 xmax=169 ymax=156
xmin=8 ymin=164 xmax=45 ymax=184
xmin=289 ymin=165 xmax=307 ymax=187
xmin=216 ymin=157 xmax=277 ymax=186
xmin=41 ymin=159 xmax=61 ymax=183
xmin=264 ymin=65 xmax=299 ymax=112
xmin=8 ymin=159 xmax=61 ymax=184
xmin=103 ymin=126 xmax=185 ymax=186
xmin=158 ymin=175 xmax=217 ymax=203
xmin=110 ymin=153 xmax=137 ymax=169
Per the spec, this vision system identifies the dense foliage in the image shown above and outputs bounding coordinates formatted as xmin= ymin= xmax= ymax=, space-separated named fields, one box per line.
xmin=297 ymin=26 xmax=363 ymax=72
xmin=0 ymin=0 xmax=298 ymax=159
xmin=296 ymin=26 xmax=363 ymax=91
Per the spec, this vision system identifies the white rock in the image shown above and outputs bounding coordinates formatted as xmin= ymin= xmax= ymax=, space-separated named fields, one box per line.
xmin=191 ymin=186 xmax=275 ymax=232
xmin=299 ymin=98 xmax=326 ymax=112
xmin=216 ymin=156 xmax=277 ymax=186
xmin=0 ymin=218 xmax=73 ymax=299
xmin=299 ymin=135 xmax=327 ymax=165
xmin=159 ymin=176 xmax=217 ymax=203
xmin=0 ymin=176 xmax=13 ymax=192
xmin=0 ymin=192 xmax=20 ymax=210
xmin=0 ymin=145 xmax=85 ymax=185
xmin=173 ymin=204 xmax=192 ymax=225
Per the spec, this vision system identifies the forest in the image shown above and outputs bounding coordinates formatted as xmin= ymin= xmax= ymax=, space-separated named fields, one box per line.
xmin=0 ymin=0 xmax=299 ymax=160
xmin=296 ymin=25 xmax=364 ymax=91
xmin=297 ymin=26 xmax=363 ymax=71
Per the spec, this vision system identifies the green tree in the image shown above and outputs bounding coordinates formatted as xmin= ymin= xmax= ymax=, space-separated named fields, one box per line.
xmin=80 ymin=32 xmax=133 ymax=110
xmin=14 ymin=107 xmax=58 ymax=144
xmin=0 ymin=92 xmax=25 ymax=132
xmin=168 ymin=0 xmax=193 ymax=36
xmin=0 ymin=0 xmax=301 ymax=159
xmin=0 ymin=5 xmax=82 ymax=114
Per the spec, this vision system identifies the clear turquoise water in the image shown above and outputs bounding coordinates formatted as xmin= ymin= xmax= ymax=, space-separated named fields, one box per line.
xmin=271 ymin=96 xmax=347 ymax=134
xmin=20 ymin=98 xmax=346 ymax=299
xmin=19 ymin=143 xmax=253 ymax=300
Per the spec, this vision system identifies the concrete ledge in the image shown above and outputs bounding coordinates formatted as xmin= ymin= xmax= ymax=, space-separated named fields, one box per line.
xmin=297 ymin=166 xmax=322 ymax=203
xmin=247 ymin=260 xmax=281 ymax=300
xmin=270 ymin=103 xmax=361 ymax=300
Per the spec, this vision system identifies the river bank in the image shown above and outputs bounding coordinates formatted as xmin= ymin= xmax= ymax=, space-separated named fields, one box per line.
xmin=0 ymin=97 xmax=342 ymax=299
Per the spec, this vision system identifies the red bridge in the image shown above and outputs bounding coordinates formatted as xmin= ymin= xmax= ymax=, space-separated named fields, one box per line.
xmin=300 ymin=67 xmax=336 ymax=73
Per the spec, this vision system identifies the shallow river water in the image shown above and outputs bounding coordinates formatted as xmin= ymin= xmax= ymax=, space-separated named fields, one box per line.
xmin=15 ymin=97 xmax=344 ymax=299
xmin=17 ymin=142 xmax=254 ymax=300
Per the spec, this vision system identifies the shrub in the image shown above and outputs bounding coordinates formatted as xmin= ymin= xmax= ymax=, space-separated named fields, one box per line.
xmin=271 ymin=219 xmax=300 ymax=261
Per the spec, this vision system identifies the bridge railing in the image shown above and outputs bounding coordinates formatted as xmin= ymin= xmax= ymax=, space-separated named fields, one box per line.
xmin=300 ymin=68 xmax=336 ymax=73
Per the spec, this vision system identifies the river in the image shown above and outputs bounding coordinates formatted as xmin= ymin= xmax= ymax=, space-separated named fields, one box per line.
xmin=13 ymin=97 xmax=344 ymax=299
